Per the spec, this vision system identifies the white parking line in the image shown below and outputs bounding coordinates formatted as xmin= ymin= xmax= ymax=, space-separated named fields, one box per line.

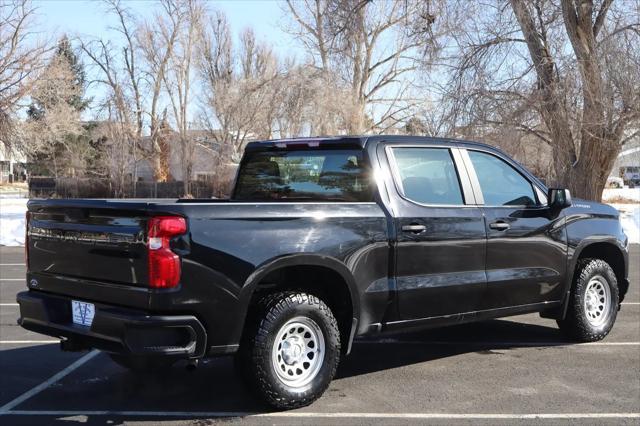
xmin=0 ymin=279 xmax=24 ymax=281
xmin=0 ymin=264 xmax=25 ymax=266
xmin=1 ymin=301 xmax=636 ymax=306
xmin=359 ymin=340 xmax=640 ymax=346
xmin=0 ymin=350 xmax=99 ymax=413
xmin=1 ymin=410 xmax=638 ymax=419
xmin=1 ymin=340 xmax=638 ymax=347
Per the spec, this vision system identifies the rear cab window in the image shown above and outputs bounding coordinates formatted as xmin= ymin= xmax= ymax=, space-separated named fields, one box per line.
xmin=233 ymin=149 xmax=373 ymax=202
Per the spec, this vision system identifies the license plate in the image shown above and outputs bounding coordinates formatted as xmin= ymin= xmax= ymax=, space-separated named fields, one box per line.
xmin=71 ymin=300 xmax=95 ymax=327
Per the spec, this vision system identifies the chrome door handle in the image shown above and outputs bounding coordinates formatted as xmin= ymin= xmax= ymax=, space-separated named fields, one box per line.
xmin=489 ymin=221 xmax=510 ymax=231
xmin=402 ymin=224 xmax=427 ymax=233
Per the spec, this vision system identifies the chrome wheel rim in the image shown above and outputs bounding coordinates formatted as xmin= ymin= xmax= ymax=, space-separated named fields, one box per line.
xmin=584 ymin=275 xmax=611 ymax=327
xmin=272 ymin=316 xmax=325 ymax=389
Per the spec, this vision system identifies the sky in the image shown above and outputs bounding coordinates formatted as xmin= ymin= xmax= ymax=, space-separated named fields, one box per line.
xmin=34 ymin=0 xmax=305 ymax=59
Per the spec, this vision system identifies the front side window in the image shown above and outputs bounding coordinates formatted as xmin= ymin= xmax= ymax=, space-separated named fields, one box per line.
xmin=233 ymin=149 xmax=372 ymax=201
xmin=391 ymin=147 xmax=465 ymax=205
xmin=468 ymin=150 xmax=536 ymax=206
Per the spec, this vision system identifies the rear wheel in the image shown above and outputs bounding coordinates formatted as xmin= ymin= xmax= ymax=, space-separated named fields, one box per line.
xmin=109 ymin=354 xmax=175 ymax=372
xmin=237 ymin=292 xmax=341 ymax=409
xmin=557 ymin=258 xmax=619 ymax=342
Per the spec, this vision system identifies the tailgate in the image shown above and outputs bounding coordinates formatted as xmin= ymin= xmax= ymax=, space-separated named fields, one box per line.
xmin=27 ymin=202 xmax=149 ymax=287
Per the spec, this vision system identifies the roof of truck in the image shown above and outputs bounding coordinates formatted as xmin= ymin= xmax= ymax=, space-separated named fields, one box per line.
xmin=245 ymin=135 xmax=496 ymax=151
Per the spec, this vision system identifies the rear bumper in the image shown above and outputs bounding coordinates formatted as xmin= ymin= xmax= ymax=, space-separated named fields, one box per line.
xmin=17 ymin=290 xmax=207 ymax=359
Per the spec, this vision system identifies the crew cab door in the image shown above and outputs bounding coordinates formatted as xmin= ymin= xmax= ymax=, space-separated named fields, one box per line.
xmin=380 ymin=144 xmax=487 ymax=320
xmin=461 ymin=148 xmax=568 ymax=309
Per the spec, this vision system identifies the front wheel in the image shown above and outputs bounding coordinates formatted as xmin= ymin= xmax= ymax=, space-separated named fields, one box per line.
xmin=237 ymin=292 xmax=341 ymax=409
xmin=557 ymin=258 xmax=619 ymax=342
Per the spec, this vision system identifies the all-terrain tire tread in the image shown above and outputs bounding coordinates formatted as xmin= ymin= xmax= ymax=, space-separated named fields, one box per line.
xmin=557 ymin=258 xmax=619 ymax=342
xmin=238 ymin=292 xmax=340 ymax=409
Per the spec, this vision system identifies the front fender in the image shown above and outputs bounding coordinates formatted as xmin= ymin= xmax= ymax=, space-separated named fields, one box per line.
xmin=567 ymin=236 xmax=627 ymax=282
xmin=555 ymin=236 xmax=629 ymax=320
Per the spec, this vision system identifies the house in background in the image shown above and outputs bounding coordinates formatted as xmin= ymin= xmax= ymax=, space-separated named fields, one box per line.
xmin=130 ymin=130 xmax=238 ymax=184
xmin=0 ymin=140 xmax=27 ymax=183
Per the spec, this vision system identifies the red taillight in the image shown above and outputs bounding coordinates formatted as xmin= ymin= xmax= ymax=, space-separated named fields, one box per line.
xmin=148 ymin=216 xmax=187 ymax=288
xmin=25 ymin=211 xmax=31 ymax=269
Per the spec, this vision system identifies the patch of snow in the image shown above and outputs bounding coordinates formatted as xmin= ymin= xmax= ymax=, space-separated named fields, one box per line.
xmin=602 ymin=188 xmax=640 ymax=202
xmin=610 ymin=203 xmax=640 ymax=245
xmin=0 ymin=198 xmax=28 ymax=246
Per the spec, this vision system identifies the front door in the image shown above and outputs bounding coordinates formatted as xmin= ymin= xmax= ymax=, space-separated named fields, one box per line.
xmin=384 ymin=145 xmax=487 ymax=320
xmin=463 ymin=148 xmax=567 ymax=309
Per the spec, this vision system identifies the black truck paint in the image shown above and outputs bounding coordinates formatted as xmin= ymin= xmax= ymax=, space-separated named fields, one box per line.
xmin=17 ymin=135 xmax=630 ymax=406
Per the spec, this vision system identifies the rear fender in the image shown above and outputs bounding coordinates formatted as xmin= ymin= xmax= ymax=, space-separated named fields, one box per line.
xmin=236 ymin=254 xmax=361 ymax=351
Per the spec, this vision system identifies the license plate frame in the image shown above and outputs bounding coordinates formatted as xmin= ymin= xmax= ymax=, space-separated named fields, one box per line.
xmin=71 ymin=300 xmax=95 ymax=327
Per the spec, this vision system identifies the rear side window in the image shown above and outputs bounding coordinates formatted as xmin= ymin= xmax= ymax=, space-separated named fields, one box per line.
xmin=391 ymin=147 xmax=465 ymax=205
xmin=468 ymin=150 xmax=536 ymax=206
xmin=233 ymin=149 xmax=372 ymax=201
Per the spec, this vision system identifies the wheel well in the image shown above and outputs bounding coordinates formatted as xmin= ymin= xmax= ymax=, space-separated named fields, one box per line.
xmin=249 ymin=265 xmax=354 ymax=352
xmin=577 ymin=243 xmax=628 ymax=301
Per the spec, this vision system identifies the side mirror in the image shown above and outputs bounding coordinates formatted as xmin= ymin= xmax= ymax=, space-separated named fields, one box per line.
xmin=548 ymin=188 xmax=572 ymax=209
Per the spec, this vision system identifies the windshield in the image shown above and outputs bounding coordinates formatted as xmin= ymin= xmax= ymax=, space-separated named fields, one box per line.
xmin=233 ymin=149 xmax=373 ymax=202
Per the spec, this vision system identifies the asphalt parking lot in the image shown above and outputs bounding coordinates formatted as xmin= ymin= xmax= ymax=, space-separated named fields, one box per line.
xmin=0 ymin=246 xmax=638 ymax=425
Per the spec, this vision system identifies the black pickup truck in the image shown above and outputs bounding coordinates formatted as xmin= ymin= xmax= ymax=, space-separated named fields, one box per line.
xmin=18 ymin=136 xmax=630 ymax=408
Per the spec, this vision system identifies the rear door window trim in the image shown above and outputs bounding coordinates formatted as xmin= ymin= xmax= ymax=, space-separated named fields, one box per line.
xmin=384 ymin=144 xmax=478 ymax=208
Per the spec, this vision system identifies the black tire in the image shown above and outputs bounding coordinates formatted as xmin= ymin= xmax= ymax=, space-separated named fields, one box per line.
xmin=557 ymin=258 xmax=619 ymax=342
xmin=237 ymin=292 xmax=341 ymax=409
xmin=109 ymin=354 xmax=175 ymax=373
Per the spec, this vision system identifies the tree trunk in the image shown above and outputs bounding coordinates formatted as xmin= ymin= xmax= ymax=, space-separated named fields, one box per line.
xmin=510 ymin=0 xmax=628 ymax=203
xmin=151 ymin=135 xmax=171 ymax=182
xmin=347 ymin=101 xmax=365 ymax=135
xmin=181 ymin=137 xmax=193 ymax=197
xmin=552 ymin=139 xmax=620 ymax=201
xmin=150 ymin=113 xmax=172 ymax=183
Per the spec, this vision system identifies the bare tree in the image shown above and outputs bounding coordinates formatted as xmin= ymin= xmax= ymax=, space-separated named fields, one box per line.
xmin=284 ymin=0 xmax=421 ymax=133
xmin=0 ymin=0 xmax=46 ymax=142
xmin=20 ymin=57 xmax=83 ymax=177
xmin=138 ymin=0 xmax=185 ymax=181
xmin=163 ymin=0 xmax=204 ymax=194
xmin=198 ymin=13 xmax=279 ymax=164
xmin=512 ymin=0 xmax=640 ymax=199
xmin=81 ymin=0 xmax=152 ymax=193
xmin=90 ymin=111 xmax=134 ymax=196
xmin=430 ymin=0 xmax=639 ymax=200
xmin=276 ymin=64 xmax=353 ymax=137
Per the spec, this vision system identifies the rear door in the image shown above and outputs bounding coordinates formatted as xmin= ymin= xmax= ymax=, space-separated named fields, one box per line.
xmin=461 ymin=148 xmax=567 ymax=309
xmin=381 ymin=143 xmax=487 ymax=320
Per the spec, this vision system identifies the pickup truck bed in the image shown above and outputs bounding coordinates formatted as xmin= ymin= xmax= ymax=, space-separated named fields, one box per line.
xmin=22 ymin=198 xmax=388 ymax=356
